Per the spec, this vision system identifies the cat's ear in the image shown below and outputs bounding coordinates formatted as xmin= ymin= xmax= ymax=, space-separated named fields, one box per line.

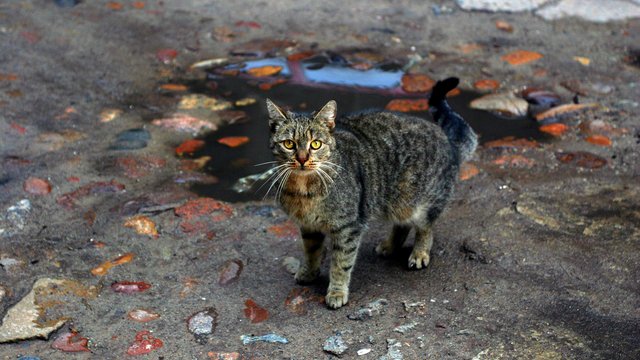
xmin=266 ymin=98 xmax=287 ymax=121
xmin=315 ymin=100 xmax=337 ymax=130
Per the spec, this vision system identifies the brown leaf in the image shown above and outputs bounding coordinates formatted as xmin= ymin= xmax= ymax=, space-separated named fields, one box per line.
xmin=495 ymin=20 xmax=514 ymax=33
xmin=218 ymin=136 xmax=249 ymax=148
xmin=539 ymin=123 xmax=568 ymax=137
xmin=534 ymin=103 xmax=598 ymax=122
xmin=556 ymin=152 xmax=607 ymax=169
xmin=474 ymin=79 xmax=500 ymax=91
xmin=501 ymin=50 xmax=543 ymax=66
xmin=401 ymin=74 xmax=436 ymax=93
xmin=459 ymin=163 xmax=480 ymax=181
xmin=246 ymin=65 xmax=283 ymax=77
xmin=585 ymin=135 xmax=612 ymax=147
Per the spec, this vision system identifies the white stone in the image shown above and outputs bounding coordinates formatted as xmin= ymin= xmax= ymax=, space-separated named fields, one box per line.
xmin=456 ymin=0 xmax=551 ymax=12
xmin=537 ymin=0 xmax=640 ymax=22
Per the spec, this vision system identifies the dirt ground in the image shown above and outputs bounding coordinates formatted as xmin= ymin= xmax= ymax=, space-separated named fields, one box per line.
xmin=1 ymin=1 xmax=639 ymax=359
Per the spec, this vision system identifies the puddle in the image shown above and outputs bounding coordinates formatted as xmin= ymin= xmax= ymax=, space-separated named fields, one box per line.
xmin=181 ymin=55 xmax=545 ymax=202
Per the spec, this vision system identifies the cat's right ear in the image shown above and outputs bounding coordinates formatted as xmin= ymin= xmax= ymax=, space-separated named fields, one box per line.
xmin=266 ymin=99 xmax=287 ymax=132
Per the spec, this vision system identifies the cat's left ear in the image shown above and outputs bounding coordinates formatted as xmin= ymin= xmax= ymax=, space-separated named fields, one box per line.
xmin=315 ymin=100 xmax=337 ymax=130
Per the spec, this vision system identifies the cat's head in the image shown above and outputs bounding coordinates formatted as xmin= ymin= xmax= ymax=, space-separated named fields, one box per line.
xmin=266 ymin=99 xmax=336 ymax=172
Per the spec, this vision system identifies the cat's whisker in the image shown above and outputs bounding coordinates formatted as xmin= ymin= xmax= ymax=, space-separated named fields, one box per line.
xmin=319 ymin=163 xmax=340 ymax=180
xmin=254 ymin=164 xmax=289 ymax=193
xmin=316 ymin=168 xmax=335 ymax=185
xmin=314 ymin=169 xmax=329 ymax=195
xmin=276 ymin=169 xmax=292 ymax=201
xmin=253 ymin=160 xmax=279 ymax=167
xmin=262 ymin=167 xmax=291 ymax=200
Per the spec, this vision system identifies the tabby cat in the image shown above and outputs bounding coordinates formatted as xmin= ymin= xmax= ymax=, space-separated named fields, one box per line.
xmin=266 ymin=77 xmax=477 ymax=309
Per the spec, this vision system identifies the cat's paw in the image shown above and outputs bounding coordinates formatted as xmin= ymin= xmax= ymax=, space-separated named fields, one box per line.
xmin=408 ymin=250 xmax=430 ymax=269
xmin=325 ymin=290 xmax=349 ymax=309
xmin=295 ymin=267 xmax=319 ymax=284
xmin=375 ymin=242 xmax=394 ymax=257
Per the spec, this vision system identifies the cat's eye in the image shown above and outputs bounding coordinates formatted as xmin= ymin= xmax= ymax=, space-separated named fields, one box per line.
xmin=282 ymin=140 xmax=295 ymax=149
xmin=310 ymin=140 xmax=322 ymax=150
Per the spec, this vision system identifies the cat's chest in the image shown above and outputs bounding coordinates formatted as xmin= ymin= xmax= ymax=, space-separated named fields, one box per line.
xmin=280 ymin=173 xmax=327 ymax=227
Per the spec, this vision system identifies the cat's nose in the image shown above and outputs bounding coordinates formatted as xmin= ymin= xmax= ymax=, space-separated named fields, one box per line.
xmin=296 ymin=150 xmax=309 ymax=166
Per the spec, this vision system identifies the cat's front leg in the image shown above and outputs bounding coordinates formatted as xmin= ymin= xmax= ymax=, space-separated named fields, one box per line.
xmin=295 ymin=230 xmax=325 ymax=284
xmin=326 ymin=226 xmax=364 ymax=309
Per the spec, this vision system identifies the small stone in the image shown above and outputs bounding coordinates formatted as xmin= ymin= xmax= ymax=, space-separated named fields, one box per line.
xmin=282 ymin=256 xmax=300 ymax=274
xmin=152 ymin=113 xmax=217 ymax=134
xmin=18 ymin=356 xmax=41 ymax=360
xmin=176 ymin=139 xmax=205 ymax=156
xmin=110 ymin=128 xmax=150 ymax=150
xmin=555 ymin=151 xmax=607 ymax=169
xmin=470 ymin=93 xmax=528 ymax=116
xmin=348 ymin=298 xmax=389 ymax=320
xmin=323 ymin=332 xmax=349 ymax=356
xmin=455 ymin=0 xmax=549 ymax=12
xmin=243 ymin=299 xmax=269 ymax=323
xmin=23 ymin=177 xmax=51 ymax=195
xmin=358 ymin=348 xmax=372 ymax=356
xmin=218 ymin=136 xmax=250 ymax=148
xmin=380 ymin=338 xmax=403 ymax=360
xmin=393 ymin=322 xmax=418 ymax=334
xmin=235 ymin=98 xmax=257 ymax=107
xmin=128 ymin=309 xmax=160 ymax=323
xmin=126 ymin=330 xmax=163 ymax=355
xmin=54 ymin=0 xmax=80 ymax=7
xmin=51 ymin=331 xmax=90 ymax=352
xmin=208 ymin=352 xmax=241 ymax=360
xmin=501 ymin=50 xmax=543 ymax=66
xmin=6 ymin=199 xmax=31 ymax=230
xmin=284 ymin=287 xmax=323 ymax=315
xmin=111 ymin=281 xmax=151 ymax=294
xmin=539 ymin=123 xmax=568 ymax=137
xmin=218 ymin=259 xmax=243 ymax=285
xmin=240 ymin=333 xmax=288 ymax=345
xmin=124 ymin=215 xmax=159 ymax=238
xmin=99 ymin=108 xmax=122 ymax=123
xmin=156 ymin=49 xmax=178 ymax=64
xmin=188 ymin=308 xmax=218 ymax=336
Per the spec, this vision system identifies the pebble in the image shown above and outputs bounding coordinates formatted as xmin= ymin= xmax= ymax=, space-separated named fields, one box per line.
xmin=358 ymin=348 xmax=372 ymax=356
xmin=218 ymin=259 xmax=243 ymax=285
xmin=128 ymin=309 xmax=160 ymax=323
xmin=110 ymin=128 xmax=150 ymax=150
xmin=241 ymin=333 xmax=288 ymax=345
xmin=18 ymin=357 xmax=41 ymax=360
xmin=469 ymin=93 xmax=529 ymax=117
xmin=6 ymin=199 xmax=31 ymax=230
xmin=393 ymin=321 xmax=418 ymax=334
xmin=323 ymin=332 xmax=349 ymax=356
xmin=54 ymin=0 xmax=79 ymax=7
xmin=188 ymin=308 xmax=218 ymax=336
xmin=23 ymin=177 xmax=52 ymax=195
xmin=379 ymin=338 xmax=403 ymax=360
xmin=348 ymin=298 xmax=389 ymax=320
xmin=282 ymin=256 xmax=300 ymax=274
xmin=455 ymin=0 xmax=549 ymax=12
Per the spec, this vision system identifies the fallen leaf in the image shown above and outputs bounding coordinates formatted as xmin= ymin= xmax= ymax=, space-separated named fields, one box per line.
xmin=176 ymin=139 xmax=205 ymax=156
xmin=219 ymin=259 xmax=243 ymax=285
xmin=106 ymin=1 xmax=123 ymax=10
xmin=495 ymin=20 xmax=514 ymax=33
xmin=128 ymin=309 xmax=160 ymax=323
xmin=501 ymin=50 xmax=543 ymax=66
xmin=159 ymin=83 xmax=188 ymax=92
xmin=574 ymin=56 xmax=590 ymax=66
xmin=385 ymin=99 xmax=429 ymax=112
xmin=208 ymin=352 xmax=241 ymax=360
xmin=178 ymin=94 xmax=232 ymax=111
xmin=91 ymin=253 xmax=134 ymax=276
xmin=555 ymin=151 xmax=607 ymax=169
xmin=23 ymin=177 xmax=52 ymax=195
xmin=401 ymin=74 xmax=435 ymax=93
xmin=111 ymin=281 xmax=151 ymax=294
xmin=534 ymin=103 xmax=598 ymax=122
xmin=124 ymin=215 xmax=159 ymax=238
xmin=132 ymin=1 xmax=145 ymax=9
xmin=474 ymin=79 xmax=500 ymax=91
xmin=578 ymin=120 xmax=625 ymax=136
xmin=218 ymin=136 xmax=249 ymax=148
xmin=51 ymin=331 xmax=90 ymax=352
xmin=470 ymin=93 xmax=528 ymax=116
xmin=126 ymin=330 xmax=163 ymax=355
xmin=539 ymin=123 xmax=568 ymax=137
xmin=585 ymin=135 xmax=612 ymax=147
xmin=246 ymin=65 xmax=283 ymax=77
xmin=57 ymin=180 xmax=126 ymax=209
xmin=244 ymin=299 xmax=269 ymax=323
xmin=459 ymin=163 xmax=480 ymax=181
xmin=0 ymin=73 xmax=18 ymax=81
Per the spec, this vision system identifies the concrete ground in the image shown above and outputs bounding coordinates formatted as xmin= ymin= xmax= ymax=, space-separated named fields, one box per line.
xmin=0 ymin=0 xmax=639 ymax=359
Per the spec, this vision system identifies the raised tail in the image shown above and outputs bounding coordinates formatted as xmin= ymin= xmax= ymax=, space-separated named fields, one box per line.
xmin=429 ymin=77 xmax=478 ymax=163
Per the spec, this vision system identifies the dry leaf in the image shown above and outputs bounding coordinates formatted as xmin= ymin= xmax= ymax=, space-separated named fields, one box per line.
xmin=534 ymin=103 xmax=598 ymax=122
xmin=501 ymin=50 xmax=543 ymax=66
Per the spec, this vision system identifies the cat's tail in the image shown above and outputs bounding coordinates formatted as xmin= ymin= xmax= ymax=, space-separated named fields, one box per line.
xmin=429 ymin=77 xmax=478 ymax=163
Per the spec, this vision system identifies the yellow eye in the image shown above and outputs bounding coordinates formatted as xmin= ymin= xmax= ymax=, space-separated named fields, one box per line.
xmin=310 ymin=140 xmax=322 ymax=150
xmin=282 ymin=140 xmax=295 ymax=149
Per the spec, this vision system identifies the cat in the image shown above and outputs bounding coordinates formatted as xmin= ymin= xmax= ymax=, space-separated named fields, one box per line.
xmin=265 ymin=77 xmax=477 ymax=309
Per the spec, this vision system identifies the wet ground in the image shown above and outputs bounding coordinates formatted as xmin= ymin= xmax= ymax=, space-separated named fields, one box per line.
xmin=1 ymin=1 xmax=639 ymax=359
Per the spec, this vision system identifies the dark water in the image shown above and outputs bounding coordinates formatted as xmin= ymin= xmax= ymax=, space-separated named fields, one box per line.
xmin=187 ymin=57 xmax=544 ymax=202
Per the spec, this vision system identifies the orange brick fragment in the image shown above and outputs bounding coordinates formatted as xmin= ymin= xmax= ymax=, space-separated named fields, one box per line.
xmin=217 ymin=136 xmax=249 ymax=148
xmin=159 ymin=84 xmax=188 ymax=92
xmin=246 ymin=65 xmax=283 ymax=77
xmin=385 ymin=99 xmax=429 ymax=112
xmin=585 ymin=135 xmax=612 ymax=147
xmin=539 ymin=123 xmax=568 ymax=137
xmin=501 ymin=50 xmax=543 ymax=66
xmin=401 ymin=74 xmax=436 ymax=93
xmin=474 ymin=79 xmax=500 ymax=91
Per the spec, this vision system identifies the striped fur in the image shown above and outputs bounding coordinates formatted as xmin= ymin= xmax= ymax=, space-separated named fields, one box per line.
xmin=266 ymin=85 xmax=476 ymax=309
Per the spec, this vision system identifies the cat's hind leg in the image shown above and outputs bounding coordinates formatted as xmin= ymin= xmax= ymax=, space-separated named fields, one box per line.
xmin=375 ymin=224 xmax=411 ymax=257
xmin=295 ymin=230 xmax=325 ymax=284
